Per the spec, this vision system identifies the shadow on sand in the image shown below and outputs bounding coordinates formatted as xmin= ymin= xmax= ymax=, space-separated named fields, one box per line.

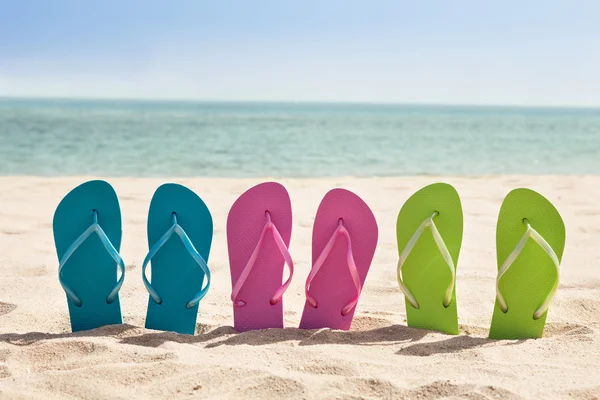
xmin=0 ymin=323 xmax=429 ymax=349
xmin=0 ymin=323 xmax=526 ymax=356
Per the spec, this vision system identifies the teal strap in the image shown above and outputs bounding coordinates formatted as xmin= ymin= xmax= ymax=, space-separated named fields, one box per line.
xmin=142 ymin=213 xmax=211 ymax=309
xmin=58 ymin=210 xmax=125 ymax=307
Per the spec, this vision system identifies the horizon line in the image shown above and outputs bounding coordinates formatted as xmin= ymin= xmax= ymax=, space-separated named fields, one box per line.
xmin=1 ymin=94 xmax=600 ymax=111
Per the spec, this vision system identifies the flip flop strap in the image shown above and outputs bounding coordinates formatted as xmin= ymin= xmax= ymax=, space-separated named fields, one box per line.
xmin=397 ymin=211 xmax=455 ymax=309
xmin=58 ymin=210 xmax=125 ymax=307
xmin=142 ymin=213 xmax=211 ymax=309
xmin=496 ymin=218 xmax=560 ymax=320
xmin=231 ymin=211 xmax=294 ymax=307
xmin=305 ymin=219 xmax=361 ymax=316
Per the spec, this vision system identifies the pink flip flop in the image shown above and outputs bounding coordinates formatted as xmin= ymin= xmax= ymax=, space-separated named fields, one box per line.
xmin=227 ymin=182 xmax=294 ymax=332
xmin=299 ymin=188 xmax=378 ymax=330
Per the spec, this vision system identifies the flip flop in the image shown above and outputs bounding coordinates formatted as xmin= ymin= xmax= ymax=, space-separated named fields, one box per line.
xmin=53 ymin=180 xmax=125 ymax=332
xmin=143 ymin=184 xmax=213 ymax=335
xmin=299 ymin=189 xmax=378 ymax=331
xmin=227 ymin=182 xmax=294 ymax=332
xmin=396 ymin=183 xmax=463 ymax=335
xmin=489 ymin=188 xmax=565 ymax=339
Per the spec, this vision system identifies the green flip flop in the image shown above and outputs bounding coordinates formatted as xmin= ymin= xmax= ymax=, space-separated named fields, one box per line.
xmin=396 ymin=183 xmax=463 ymax=335
xmin=489 ymin=188 xmax=565 ymax=340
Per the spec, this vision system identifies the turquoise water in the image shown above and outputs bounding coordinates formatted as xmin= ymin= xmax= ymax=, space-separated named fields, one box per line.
xmin=1 ymin=98 xmax=599 ymax=177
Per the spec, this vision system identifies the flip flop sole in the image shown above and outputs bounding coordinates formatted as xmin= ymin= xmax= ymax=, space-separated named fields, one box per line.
xmin=53 ymin=180 xmax=123 ymax=332
xmin=227 ymin=182 xmax=292 ymax=332
xmin=299 ymin=188 xmax=378 ymax=331
xmin=396 ymin=183 xmax=463 ymax=335
xmin=145 ymin=184 xmax=213 ymax=335
xmin=489 ymin=188 xmax=565 ymax=339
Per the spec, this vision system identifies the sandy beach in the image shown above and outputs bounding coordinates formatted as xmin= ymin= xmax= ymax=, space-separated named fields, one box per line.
xmin=0 ymin=175 xmax=599 ymax=399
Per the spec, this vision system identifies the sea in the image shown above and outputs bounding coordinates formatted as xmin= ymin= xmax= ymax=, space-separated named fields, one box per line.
xmin=1 ymin=98 xmax=599 ymax=177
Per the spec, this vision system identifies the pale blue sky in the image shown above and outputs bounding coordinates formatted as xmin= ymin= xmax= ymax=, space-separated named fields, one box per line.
xmin=1 ymin=1 xmax=600 ymax=105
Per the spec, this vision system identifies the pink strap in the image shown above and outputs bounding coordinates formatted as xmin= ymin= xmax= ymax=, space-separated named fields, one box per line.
xmin=231 ymin=211 xmax=294 ymax=307
xmin=305 ymin=218 xmax=361 ymax=316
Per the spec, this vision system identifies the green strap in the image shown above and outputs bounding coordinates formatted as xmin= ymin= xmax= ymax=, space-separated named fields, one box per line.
xmin=397 ymin=211 xmax=456 ymax=309
xmin=496 ymin=219 xmax=560 ymax=320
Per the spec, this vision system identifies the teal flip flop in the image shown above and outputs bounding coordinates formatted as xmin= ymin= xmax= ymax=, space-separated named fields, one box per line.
xmin=489 ymin=188 xmax=565 ymax=339
xmin=143 ymin=183 xmax=213 ymax=335
xmin=53 ymin=180 xmax=125 ymax=332
xmin=396 ymin=183 xmax=463 ymax=335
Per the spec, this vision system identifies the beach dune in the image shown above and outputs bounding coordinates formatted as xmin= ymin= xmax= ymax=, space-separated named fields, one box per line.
xmin=0 ymin=176 xmax=599 ymax=399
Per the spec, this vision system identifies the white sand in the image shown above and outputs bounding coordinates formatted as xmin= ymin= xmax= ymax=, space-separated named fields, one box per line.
xmin=0 ymin=176 xmax=599 ymax=399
